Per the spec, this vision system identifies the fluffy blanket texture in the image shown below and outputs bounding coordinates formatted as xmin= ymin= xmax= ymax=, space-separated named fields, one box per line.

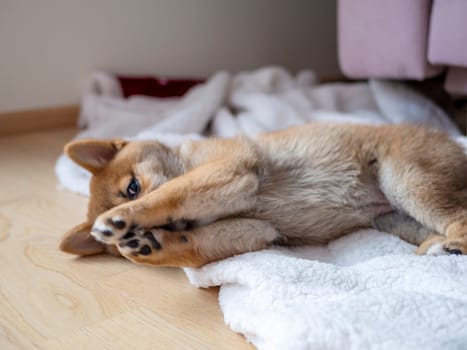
xmin=56 ymin=67 xmax=467 ymax=350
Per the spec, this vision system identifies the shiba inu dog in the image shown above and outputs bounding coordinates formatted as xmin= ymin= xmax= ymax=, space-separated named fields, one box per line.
xmin=60 ymin=123 xmax=467 ymax=267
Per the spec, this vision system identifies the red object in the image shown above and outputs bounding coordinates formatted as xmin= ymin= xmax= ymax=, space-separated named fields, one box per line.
xmin=116 ymin=75 xmax=204 ymax=99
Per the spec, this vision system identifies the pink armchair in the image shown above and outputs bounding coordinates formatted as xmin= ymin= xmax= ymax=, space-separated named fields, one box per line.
xmin=338 ymin=0 xmax=467 ymax=95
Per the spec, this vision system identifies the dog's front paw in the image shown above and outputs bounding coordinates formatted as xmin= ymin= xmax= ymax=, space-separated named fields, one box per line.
xmin=117 ymin=229 xmax=163 ymax=257
xmin=91 ymin=209 xmax=135 ymax=245
xmin=116 ymin=228 xmax=200 ymax=267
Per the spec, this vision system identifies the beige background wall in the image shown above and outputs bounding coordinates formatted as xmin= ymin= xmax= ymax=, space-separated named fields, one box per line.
xmin=0 ymin=0 xmax=338 ymax=113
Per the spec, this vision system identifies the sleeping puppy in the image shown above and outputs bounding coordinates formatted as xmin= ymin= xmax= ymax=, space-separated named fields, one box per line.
xmin=60 ymin=123 xmax=467 ymax=267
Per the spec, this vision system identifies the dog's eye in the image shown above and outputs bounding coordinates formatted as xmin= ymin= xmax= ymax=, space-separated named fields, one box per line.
xmin=126 ymin=178 xmax=140 ymax=200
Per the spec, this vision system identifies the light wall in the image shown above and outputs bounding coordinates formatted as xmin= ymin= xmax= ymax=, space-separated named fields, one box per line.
xmin=0 ymin=0 xmax=338 ymax=113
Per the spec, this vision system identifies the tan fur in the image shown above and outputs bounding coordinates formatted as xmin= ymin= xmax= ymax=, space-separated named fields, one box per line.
xmin=61 ymin=123 xmax=467 ymax=266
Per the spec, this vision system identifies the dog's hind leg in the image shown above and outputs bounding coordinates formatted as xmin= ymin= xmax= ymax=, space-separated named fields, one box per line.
xmin=114 ymin=218 xmax=280 ymax=267
xmin=372 ymin=212 xmax=453 ymax=255
xmin=378 ymin=129 xmax=467 ymax=254
xmin=372 ymin=212 xmax=434 ymax=246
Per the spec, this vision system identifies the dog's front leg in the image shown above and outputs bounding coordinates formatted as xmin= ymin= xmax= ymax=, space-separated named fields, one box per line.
xmin=91 ymin=160 xmax=259 ymax=241
xmin=114 ymin=218 xmax=279 ymax=267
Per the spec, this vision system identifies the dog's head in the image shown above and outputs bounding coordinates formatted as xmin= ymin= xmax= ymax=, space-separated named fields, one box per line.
xmin=60 ymin=138 xmax=182 ymax=255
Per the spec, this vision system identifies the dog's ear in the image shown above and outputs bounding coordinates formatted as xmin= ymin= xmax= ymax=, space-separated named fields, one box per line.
xmin=65 ymin=139 xmax=128 ymax=174
xmin=60 ymin=222 xmax=106 ymax=255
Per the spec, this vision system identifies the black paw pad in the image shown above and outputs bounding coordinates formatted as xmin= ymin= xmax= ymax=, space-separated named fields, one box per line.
xmin=138 ymin=245 xmax=152 ymax=255
xmin=122 ymin=232 xmax=136 ymax=240
xmin=143 ymin=232 xmax=162 ymax=250
xmin=126 ymin=239 xmax=140 ymax=248
xmin=108 ymin=219 xmax=126 ymax=229
xmin=161 ymin=218 xmax=196 ymax=231
xmin=102 ymin=230 xmax=113 ymax=237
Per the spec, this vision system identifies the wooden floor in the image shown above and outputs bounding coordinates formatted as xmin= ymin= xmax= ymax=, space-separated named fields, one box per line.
xmin=0 ymin=128 xmax=252 ymax=350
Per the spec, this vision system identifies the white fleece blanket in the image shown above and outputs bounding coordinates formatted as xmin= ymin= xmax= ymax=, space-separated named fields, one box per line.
xmin=56 ymin=67 xmax=467 ymax=350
